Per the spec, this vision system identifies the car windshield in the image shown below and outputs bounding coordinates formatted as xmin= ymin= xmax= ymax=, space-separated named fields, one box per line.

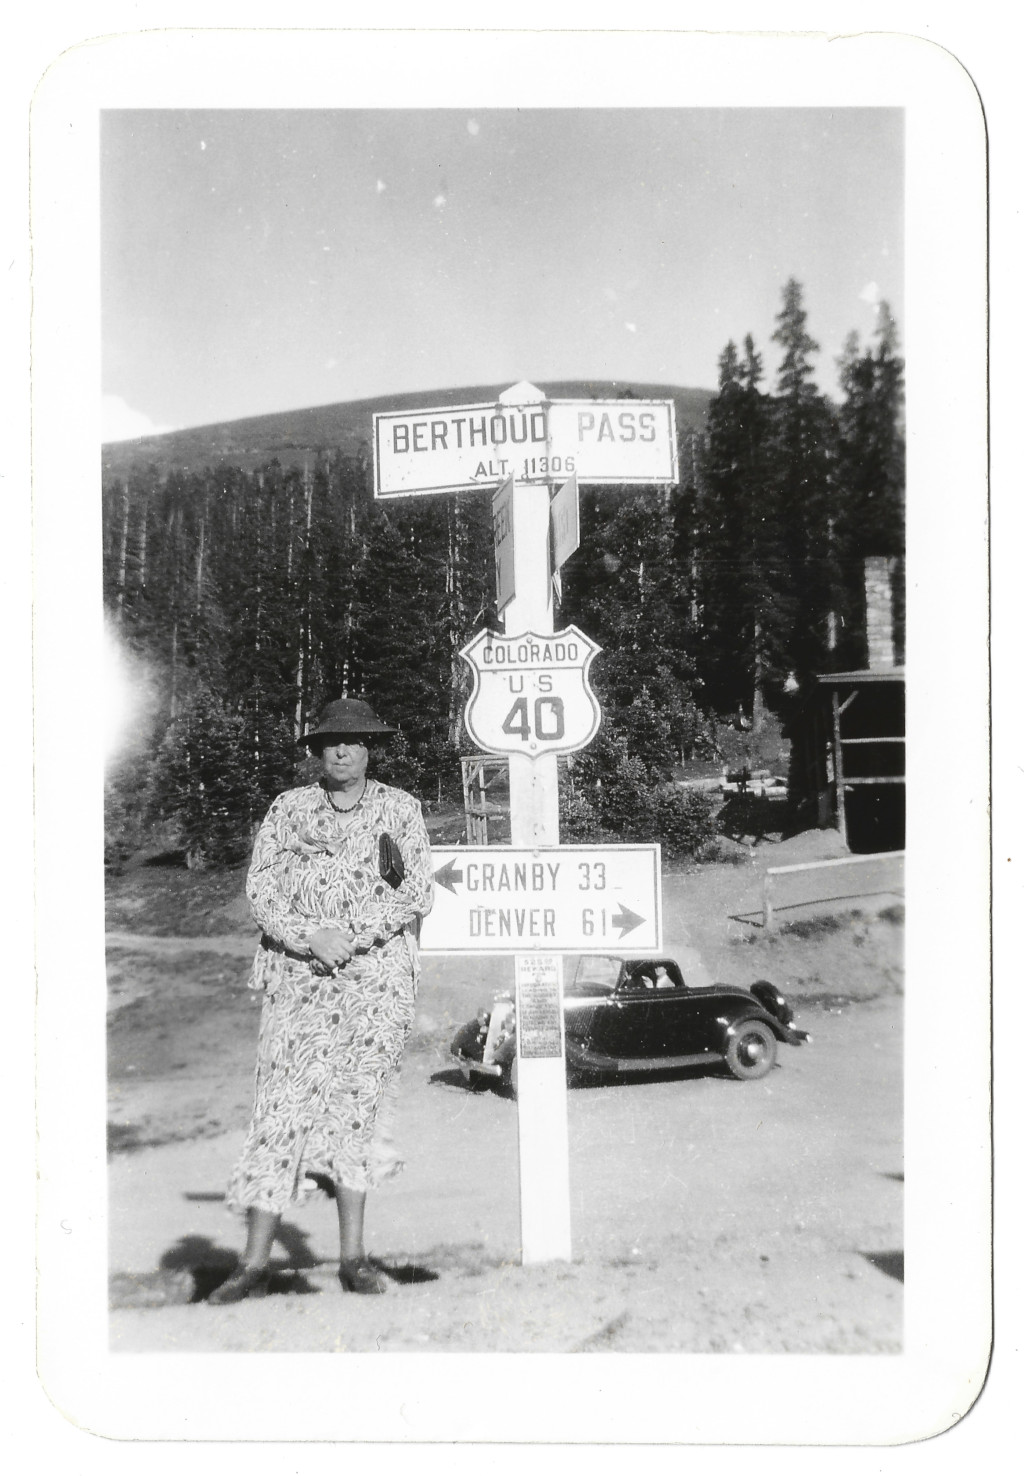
xmin=568 ymin=955 xmax=620 ymax=997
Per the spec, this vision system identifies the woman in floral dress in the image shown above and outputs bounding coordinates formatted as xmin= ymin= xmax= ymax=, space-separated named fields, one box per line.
xmin=210 ymin=699 xmax=434 ymax=1303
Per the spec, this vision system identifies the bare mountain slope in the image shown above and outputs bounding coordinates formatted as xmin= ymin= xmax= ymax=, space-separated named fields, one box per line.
xmin=102 ymin=380 xmax=712 ymax=478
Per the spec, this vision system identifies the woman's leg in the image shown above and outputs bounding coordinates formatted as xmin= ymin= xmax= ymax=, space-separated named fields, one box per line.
xmin=242 ymin=1207 xmax=281 ymax=1269
xmin=334 ymin=1183 xmax=367 ymax=1260
xmin=334 ymin=1182 xmax=387 ymax=1292
xmin=208 ymin=1207 xmax=281 ymax=1304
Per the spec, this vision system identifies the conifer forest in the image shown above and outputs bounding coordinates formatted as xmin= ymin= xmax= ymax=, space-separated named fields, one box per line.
xmin=103 ymin=281 xmax=905 ymax=867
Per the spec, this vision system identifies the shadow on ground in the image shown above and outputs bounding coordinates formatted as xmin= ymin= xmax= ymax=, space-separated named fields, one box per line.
xmin=428 ymin=1067 xmax=481 ymax=1091
xmin=429 ymin=1059 xmax=767 ymax=1104
xmin=109 ymin=1216 xmax=441 ymax=1308
xmin=861 ymin=1250 xmax=904 ymax=1283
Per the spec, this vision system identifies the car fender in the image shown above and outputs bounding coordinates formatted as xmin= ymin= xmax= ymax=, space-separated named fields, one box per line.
xmin=749 ymin=980 xmax=794 ymax=1026
xmin=491 ymin=1032 xmax=517 ymax=1068
xmin=712 ymin=1008 xmax=787 ymax=1053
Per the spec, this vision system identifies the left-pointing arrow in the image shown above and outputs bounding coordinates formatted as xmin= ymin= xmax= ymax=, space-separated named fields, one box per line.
xmin=434 ymin=859 xmax=464 ymax=894
xmin=612 ymin=903 xmax=645 ymax=938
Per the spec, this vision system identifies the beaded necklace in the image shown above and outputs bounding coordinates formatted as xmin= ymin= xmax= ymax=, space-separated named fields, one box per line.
xmin=323 ymin=779 xmax=367 ymax=815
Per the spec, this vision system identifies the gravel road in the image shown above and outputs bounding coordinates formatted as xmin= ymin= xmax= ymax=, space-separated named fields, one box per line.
xmin=106 ymin=838 xmax=903 ymax=1354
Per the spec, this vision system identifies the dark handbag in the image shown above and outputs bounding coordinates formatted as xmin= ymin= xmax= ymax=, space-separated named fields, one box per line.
xmin=378 ymin=832 xmax=405 ymax=889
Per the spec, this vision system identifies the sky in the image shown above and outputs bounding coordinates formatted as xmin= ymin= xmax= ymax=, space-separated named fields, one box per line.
xmin=101 ymin=108 xmax=903 ymax=440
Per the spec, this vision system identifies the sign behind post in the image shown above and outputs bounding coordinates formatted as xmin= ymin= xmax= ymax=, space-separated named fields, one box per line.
xmin=491 ymin=475 xmax=515 ymax=613
xmin=549 ymin=471 xmax=579 ymax=603
xmin=550 ymin=472 xmax=580 ymax=571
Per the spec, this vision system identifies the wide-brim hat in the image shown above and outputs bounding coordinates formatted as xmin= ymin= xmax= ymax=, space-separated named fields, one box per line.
xmin=301 ymin=698 xmax=396 ymax=744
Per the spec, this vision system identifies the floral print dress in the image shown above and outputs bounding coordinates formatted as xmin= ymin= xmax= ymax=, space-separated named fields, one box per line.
xmin=226 ymin=779 xmax=434 ymax=1215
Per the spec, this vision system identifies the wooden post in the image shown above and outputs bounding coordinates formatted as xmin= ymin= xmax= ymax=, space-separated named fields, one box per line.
xmin=832 ymin=688 xmax=848 ymax=848
xmin=763 ymin=870 xmax=774 ymax=931
xmin=501 ymin=438 xmax=572 ymax=1264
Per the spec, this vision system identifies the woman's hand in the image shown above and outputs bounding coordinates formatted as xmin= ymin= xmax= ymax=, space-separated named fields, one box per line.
xmin=307 ymin=927 xmax=357 ymax=972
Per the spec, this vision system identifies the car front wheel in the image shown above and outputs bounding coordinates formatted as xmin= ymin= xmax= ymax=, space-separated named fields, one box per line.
xmin=724 ymin=1021 xmax=777 ymax=1080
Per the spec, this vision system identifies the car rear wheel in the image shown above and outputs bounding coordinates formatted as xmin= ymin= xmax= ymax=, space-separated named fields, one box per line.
xmin=502 ymin=1057 xmax=519 ymax=1099
xmin=724 ymin=1021 xmax=777 ymax=1080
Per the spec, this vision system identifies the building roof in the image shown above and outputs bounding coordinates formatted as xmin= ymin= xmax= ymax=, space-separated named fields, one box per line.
xmin=816 ymin=668 xmax=906 ymax=686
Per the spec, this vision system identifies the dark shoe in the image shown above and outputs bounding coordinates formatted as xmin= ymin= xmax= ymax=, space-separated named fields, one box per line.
xmin=208 ymin=1263 xmax=271 ymax=1305
xmin=338 ymin=1257 xmax=388 ymax=1295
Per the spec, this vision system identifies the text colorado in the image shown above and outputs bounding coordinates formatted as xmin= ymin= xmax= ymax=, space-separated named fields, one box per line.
xmin=480 ymin=638 xmax=582 ymax=668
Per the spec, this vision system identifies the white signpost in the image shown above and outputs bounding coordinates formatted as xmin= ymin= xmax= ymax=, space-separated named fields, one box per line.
xmin=420 ymin=844 xmax=662 ymax=954
xmin=372 ymin=381 xmax=678 ymax=1266
xmin=494 ymin=444 xmax=574 ymax=1263
xmin=373 ymin=395 xmax=678 ymax=499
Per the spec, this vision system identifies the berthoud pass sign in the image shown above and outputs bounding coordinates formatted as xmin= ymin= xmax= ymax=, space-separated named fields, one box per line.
xmin=374 ymin=395 xmax=678 ymax=498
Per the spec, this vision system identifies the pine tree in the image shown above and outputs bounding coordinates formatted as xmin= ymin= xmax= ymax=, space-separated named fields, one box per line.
xmin=695 ymin=333 xmax=783 ymax=722
xmin=146 ymin=686 xmax=262 ymax=867
xmin=560 ymin=478 xmax=700 ymax=779
xmin=350 ymin=502 xmax=458 ymax=799
xmin=766 ymin=278 xmax=838 ymax=696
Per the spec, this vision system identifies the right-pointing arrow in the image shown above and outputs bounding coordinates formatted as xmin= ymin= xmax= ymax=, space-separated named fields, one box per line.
xmin=612 ymin=904 xmax=645 ymax=938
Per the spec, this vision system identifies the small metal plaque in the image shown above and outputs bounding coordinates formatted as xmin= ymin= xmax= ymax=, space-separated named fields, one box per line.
xmin=515 ymin=955 xmax=564 ymax=1060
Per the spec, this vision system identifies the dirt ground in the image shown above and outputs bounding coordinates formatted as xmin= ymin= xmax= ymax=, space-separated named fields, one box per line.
xmin=106 ymin=827 xmax=904 ymax=1353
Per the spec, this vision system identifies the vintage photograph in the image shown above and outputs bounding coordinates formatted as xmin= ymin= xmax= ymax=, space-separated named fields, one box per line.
xmin=100 ymin=103 xmax=907 ymax=1352
xmin=29 ymin=24 xmax=991 ymax=1450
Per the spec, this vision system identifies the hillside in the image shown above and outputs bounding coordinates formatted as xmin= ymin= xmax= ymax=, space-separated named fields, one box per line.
xmin=101 ymin=380 xmax=713 ymax=478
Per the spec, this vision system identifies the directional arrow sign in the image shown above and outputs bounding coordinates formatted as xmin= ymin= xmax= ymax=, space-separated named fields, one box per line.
xmin=419 ymin=844 xmax=662 ymax=955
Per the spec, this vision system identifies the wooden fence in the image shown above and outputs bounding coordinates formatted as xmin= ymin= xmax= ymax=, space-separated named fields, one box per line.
xmin=762 ymin=851 xmax=905 ymax=929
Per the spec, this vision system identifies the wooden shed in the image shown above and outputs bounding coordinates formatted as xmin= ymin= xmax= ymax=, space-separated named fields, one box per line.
xmin=797 ymin=667 xmax=906 ymax=852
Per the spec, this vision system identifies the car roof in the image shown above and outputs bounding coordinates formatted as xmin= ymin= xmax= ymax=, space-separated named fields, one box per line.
xmin=621 ymin=958 xmax=681 ymax=972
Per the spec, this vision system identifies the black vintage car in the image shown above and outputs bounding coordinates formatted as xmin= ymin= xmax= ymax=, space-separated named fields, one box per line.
xmin=450 ymin=955 xmax=810 ymax=1094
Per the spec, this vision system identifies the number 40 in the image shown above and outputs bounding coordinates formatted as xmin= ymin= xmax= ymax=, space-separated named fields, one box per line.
xmin=502 ymin=696 xmax=566 ymax=743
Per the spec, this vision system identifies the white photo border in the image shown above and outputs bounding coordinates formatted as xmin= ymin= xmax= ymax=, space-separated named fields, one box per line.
xmin=31 ymin=26 xmax=990 ymax=1447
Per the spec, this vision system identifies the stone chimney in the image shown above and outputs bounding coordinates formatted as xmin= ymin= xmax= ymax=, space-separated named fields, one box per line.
xmin=864 ymin=556 xmax=897 ymax=670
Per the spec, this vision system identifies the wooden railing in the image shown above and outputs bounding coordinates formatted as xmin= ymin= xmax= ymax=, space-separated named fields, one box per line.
xmin=763 ymin=851 xmax=905 ymax=929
